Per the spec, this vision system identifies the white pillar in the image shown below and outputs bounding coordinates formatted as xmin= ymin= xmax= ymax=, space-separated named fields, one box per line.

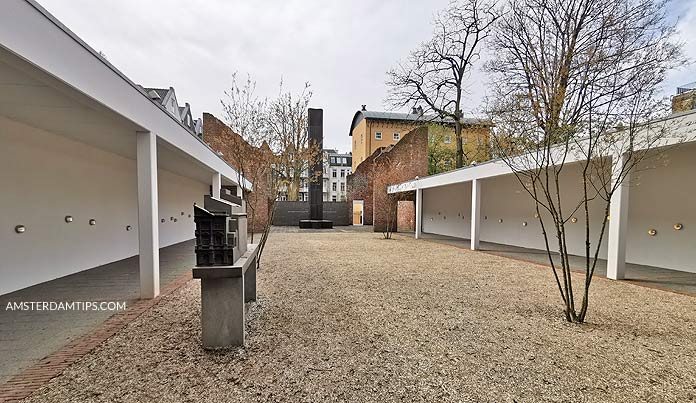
xmin=607 ymin=154 xmax=630 ymax=280
xmin=470 ymin=179 xmax=481 ymax=250
xmin=415 ymin=188 xmax=423 ymax=239
xmin=137 ymin=131 xmax=160 ymax=299
xmin=212 ymin=172 xmax=222 ymax=198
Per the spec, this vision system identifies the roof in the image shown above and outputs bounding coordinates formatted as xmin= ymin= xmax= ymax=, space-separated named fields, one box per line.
xmin=144 ymin=87 xmax=170 ymax=101
xmin=348 ymin=109 xmax=492 ymax=136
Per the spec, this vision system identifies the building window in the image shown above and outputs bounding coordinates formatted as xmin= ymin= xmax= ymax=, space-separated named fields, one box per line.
xmin=342 ymin=157 xmax=347 ymax=164
xmin=332 ymin=183 xmax=337 ymax=191
xmin=332 ymin=170 xmax=337 ymax=178
xmin=341 ymin=183 xmax=345 ymax=191
xmin=340 ymin=169 xmax=345 ymax=177
xmin=375 ymin=132 xmax=382 ymax=140
xmin=331 ymin=157 xmax=336 ymax=164
xmin=332 ymin=195 xmax=337 ymax=202
xmin=444 ymin=135 xmax=452 ymax=144
xmin=393 ymin=132 xmax=400 ymax=140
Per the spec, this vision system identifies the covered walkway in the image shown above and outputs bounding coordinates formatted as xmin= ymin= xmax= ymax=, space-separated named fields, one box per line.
xmin=417 ymin=232 xmax=696 ymax=296
xmin=0 ymin=240 xmax=195 ymax=384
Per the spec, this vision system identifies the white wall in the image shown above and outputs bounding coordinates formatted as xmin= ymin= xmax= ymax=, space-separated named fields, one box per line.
xmin=421 ymin=145 xmax=696 ymax=273
xmin=0 ymin=116 xmax=207 ymax=295
xmin=422 ymin=182 xmax=472 ymax=239
xmin=626 ymin=144 xmax=696 ymax=271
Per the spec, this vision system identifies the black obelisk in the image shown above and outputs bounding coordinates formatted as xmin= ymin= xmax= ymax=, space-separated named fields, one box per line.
xmin=299 ymin=108 xmax=332 ymax=228
xmin=308 ymin=108 xmax=323 ymax=220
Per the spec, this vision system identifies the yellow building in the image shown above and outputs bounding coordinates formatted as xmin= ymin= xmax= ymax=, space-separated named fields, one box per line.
xmin=348 ymin=106 xmax=492 ymax=171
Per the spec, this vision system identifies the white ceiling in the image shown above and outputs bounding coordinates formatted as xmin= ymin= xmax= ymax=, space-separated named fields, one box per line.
xmin=0 ymin=46 xmax=222 ymax=184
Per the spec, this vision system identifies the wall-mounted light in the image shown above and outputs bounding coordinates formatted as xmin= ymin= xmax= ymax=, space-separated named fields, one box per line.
xmin=430 ymin=217 xmax=434 ymax=221
xmin=674 ymin=223 xmax=683 ymax=231
xmin=522 ymin=222 xmax=528 ymax=227
xmin=498 ymin=219 xmax=503 ymax=223
xmin=89 ymin=219 xmax=96 ymax=226
xmin=571 ymin=217 xmax=578 ymax=223
xmin=15 ymin=225 xmax=26 ymax=234
xmin=170 ymin=217 xmax=174 ymax=221
xmin=534 ymin=213 xmax=539 ymax=218
xmin=174 ymin=218 xmax=178 ymax=222
xmin=606 ymin=215 xmax=611 ymax=221
xmin=65 ymin=215 xmax=73 ymax=223
xmin=161 ymin=219 xmax=165 ymax=223
xmin=648 ymin=229 xmax=657 ymax=236
xmin=126 ymin=225 xmax=132 ymax=231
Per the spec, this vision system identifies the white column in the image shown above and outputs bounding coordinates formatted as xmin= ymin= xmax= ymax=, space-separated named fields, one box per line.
xmin=212 ymin=172 xmax=222 ymax=199
xmin=607 ymin=154 xmax=630 ymax=280
xmin=470 ymin=179 xmax=481 ymax=250
xmin=137 ymin=131 xmax=160 ymax=299
xmin=415 ymin=188 xmax=423 ymax=239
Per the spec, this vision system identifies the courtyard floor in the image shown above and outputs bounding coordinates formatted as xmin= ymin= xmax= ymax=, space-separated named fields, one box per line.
xmin=20 ymin=231 xmax=696 ymax=402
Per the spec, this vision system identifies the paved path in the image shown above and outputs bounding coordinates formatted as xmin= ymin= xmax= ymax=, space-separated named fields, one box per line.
xmin=418 ymin=232 xmax=696 ymax=296
xmin=0 ymin=240 xmax=195 ymax=383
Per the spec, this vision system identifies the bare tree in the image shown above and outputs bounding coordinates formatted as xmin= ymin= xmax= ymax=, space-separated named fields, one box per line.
xmin=487 ymin=0 xmax=688 ymax=323
xmin=266 ymin=79 xmax=315 ymax=201
xmin=387 ymin=0 xmax=500 ymax=168
xmin=220 ymin=72 xmax=269 ymax=244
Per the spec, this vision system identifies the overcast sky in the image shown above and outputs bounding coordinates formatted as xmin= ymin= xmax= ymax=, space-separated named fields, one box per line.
xmin=39 ymin=0 xmax=695 ymax=153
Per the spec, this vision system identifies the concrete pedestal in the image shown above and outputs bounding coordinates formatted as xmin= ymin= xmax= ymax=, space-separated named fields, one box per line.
xmin=200 ymin=276 xmax=244 ymax=347
xmin=192 ymin=244 xmax=259 ymax=349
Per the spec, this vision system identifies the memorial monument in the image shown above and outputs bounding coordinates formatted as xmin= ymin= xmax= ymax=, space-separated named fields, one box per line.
xmin=299 ymin=108 xmax=333 ymax=229
xmin=192 ymin=191 xmax=258 ymax=348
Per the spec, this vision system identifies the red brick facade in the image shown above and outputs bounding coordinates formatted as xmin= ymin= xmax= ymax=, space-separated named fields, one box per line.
xmin=397 ymin=200 xmax=415 ymax=232
xmin=202 ymin=113 xmax=273 ymax=233
xmin=348 ymin=126 xmax=428 ymax=232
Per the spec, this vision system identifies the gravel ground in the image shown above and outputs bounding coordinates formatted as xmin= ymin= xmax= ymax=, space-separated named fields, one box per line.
xmin=24 ymin=231 xmax=696 ymax=402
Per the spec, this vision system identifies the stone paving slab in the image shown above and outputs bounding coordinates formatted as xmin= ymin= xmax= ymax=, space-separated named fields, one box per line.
xmin=0 ymin=240 xmax=195 ymax=385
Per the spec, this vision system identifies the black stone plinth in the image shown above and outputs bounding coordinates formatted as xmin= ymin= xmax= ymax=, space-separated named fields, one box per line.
xmin=299 ymin=219 xmax=333 ymax=229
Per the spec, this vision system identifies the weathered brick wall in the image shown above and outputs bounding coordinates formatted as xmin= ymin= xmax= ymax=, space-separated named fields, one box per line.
xmin=202 ymin=113 xmax=272 ymax=233
xmin=397 ymin=200 xmax=415 ymax=232
xmin=347 ymin=152 xmax=376 ymax=225
xmin=348 ymin=126 xmax=428 ymax=232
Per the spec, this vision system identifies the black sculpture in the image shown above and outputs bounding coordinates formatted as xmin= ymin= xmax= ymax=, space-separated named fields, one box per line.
xmin=299 ymin=108 xmax=333 ymax=229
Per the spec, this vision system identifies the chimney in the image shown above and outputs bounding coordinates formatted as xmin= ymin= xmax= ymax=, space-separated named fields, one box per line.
xmin=361 ymin=104 xmax=366 ymax=111
xmin=411 ymin=106 xmax=418 ymax=114
xmin=417 ymin=106 xmax=423 ymax=115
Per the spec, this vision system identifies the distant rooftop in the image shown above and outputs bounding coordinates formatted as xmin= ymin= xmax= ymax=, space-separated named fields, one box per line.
xmin=349 ymin=107 xmax=492 ymax=136
xmin=677 ymin=82 xmax=696 ymax=95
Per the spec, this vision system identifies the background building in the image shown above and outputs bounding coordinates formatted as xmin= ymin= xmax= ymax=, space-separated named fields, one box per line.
xmin=323 ymin=149 xmax=352 ymax=202
xmin=348 ymin=105 xmax=491 ymax=171
xmin=296 ymin=149 xmax=352 ymax=202
xmin=138 ymin=86 xmax=203 ymax=138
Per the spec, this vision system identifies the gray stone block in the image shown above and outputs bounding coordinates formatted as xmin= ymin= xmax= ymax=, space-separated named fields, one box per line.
xmin=200 ymin=277 xmax=244 ymax=348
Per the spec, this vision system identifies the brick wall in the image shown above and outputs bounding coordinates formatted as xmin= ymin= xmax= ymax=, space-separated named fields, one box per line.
xmin=202 ymin=113 xmax=272 ymax=233
xmin=348 ymin=126 xmax=428 ymax=232
xmin=347 ymin=152 xmax=376 ymax=225
xmin=397 ymin=200 xmax=415 ymax=232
